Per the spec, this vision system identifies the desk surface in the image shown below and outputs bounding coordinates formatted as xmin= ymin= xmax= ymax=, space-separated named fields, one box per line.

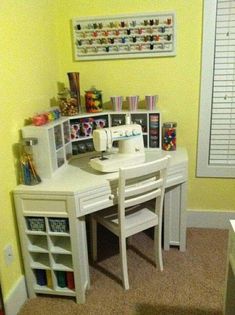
xmin=14 ymin=148 xmax=188 ymax=196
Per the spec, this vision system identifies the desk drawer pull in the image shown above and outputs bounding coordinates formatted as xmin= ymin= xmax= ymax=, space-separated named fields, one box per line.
xmin=109 ymin=194 xmax=114 ymax=200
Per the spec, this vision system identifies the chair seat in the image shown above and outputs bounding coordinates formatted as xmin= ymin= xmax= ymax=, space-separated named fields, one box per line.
xmin=94 ymin=206 xmax=159 ymax=238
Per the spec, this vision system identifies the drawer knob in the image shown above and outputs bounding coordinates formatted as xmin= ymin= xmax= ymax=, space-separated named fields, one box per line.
xmin=109 ymin=194 xmax=114 ymax=200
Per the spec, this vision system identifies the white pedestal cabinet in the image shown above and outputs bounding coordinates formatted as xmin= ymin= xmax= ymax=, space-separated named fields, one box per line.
xmin=14 ymin=193 xmax=90 ymax=303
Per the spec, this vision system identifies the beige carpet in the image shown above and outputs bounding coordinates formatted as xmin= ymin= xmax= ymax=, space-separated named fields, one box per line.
xmin=18 ymin=228 xmax=228 ymax=315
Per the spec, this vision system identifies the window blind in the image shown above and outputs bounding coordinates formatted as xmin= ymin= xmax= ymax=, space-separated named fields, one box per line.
xmin=197 ymin=0 xmax=235 ymax=177
xmin=210 ymin=0 xmax=235 ymax=166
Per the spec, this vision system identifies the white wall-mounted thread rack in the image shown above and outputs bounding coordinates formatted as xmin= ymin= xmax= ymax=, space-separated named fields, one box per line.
xmin=72 ymin=12 xmax=176 ymax=61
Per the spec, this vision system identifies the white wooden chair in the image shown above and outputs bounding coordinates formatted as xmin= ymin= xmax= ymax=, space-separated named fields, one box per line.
xmin=90 ymin=156 xmax=170 ymax=290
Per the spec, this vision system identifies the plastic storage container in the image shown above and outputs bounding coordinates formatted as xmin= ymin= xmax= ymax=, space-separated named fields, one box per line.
xmin=85 ymin=89 xmax=103 ymax=113
xmin=162 ymin=122 xmax=177 ymax=151
xmin=58 ymin=88 xmax=79 ymax=116
xmin=20 ymin=138 xmax=41 ymax=185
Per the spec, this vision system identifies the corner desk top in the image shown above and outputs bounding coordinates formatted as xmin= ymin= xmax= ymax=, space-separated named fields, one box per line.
xmin=14 ymin=148 xmax=188 ymax=196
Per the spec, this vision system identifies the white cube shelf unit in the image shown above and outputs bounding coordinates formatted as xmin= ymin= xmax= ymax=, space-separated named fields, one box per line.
xmin=21 ymin=118 xmax=72 ymax=179
xmin=68 ymin=111 xmax=161 ymax=156
xmin=14 ymin=194 xmax=90 ymax=303
xmin=72 ymin=12 xmax=176 ymax=60
xmin=21 ymin=111 xmax=161 ymax=179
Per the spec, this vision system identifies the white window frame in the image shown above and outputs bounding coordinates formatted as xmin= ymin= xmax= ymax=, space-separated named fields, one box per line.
xmin=197 ymin=0 xmax=235 ymax=178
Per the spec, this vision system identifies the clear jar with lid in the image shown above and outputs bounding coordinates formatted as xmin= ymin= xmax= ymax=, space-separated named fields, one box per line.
xmin=58 ymin=88 xmax=79 ymax=116
xmin=20 ymin=138 xmax=41 ymax=185
xmin=162 ymin=122 xmax=177 ymax=151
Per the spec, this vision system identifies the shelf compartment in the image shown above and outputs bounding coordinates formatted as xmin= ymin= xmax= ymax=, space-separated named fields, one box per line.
xmin=130 ymin=113 xmax=148 ymax=133
xmin=55 ymin=271 xmax=75 ymax=290
xmin=110 ymin=114 xmax=126 ymax=126
xmin=72 ymin=139 xmax=94 ymax=155
xmin=63 ymin=121 xmax=71 ymax=144
xmin=54 ymin=125 xmax=63 ymax=150
xmin=143 ymin=135 xmax=148 ymax=147
xmin=49 ymin=236 xmax=72 ymax=254
xmin=56 ymin=147 xmax=65 ymax=168
xmin=52 ymin=254 xmax=73 ymax=271
xmin=149 ymin=113 xmax=160 ymax=148
xmin=65 ymin=142 xmax=73 ymax=161
xmin=27 ymin=235 xmax=48 ymax=253
xmin=30 ymin=253 xmax=50 ymax=269
xmin=34 ymin=269 xmax=47 ymax=286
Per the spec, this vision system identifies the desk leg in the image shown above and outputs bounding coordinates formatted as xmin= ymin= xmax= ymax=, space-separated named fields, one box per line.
xmin=163 ymin=188 xmax=171 ymax=251
xmin=179 ymin=182 xmax=187 ymax=252
xmin=68 ymin=195 xmax=90 ymax=303
xmin=163 ymin=183 xmax=187 ymax=251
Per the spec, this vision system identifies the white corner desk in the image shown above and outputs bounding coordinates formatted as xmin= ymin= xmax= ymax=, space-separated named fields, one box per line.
xmin=14 ymin=147 xmax=188 ymax=303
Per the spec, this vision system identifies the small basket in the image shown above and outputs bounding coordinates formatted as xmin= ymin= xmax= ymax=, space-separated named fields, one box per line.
xmin=49 ymin=218 xmax=69 ymax=233
xmin=26 ymin=217 xmax=45 ymax=232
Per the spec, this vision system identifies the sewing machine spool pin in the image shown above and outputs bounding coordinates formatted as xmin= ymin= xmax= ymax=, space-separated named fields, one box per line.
xmin=100 ymin=151 xmax=108 ymax=160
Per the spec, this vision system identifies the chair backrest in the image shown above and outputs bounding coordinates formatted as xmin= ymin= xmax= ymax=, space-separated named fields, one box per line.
xmin=118 ymin=156 xmax=171 ymax=227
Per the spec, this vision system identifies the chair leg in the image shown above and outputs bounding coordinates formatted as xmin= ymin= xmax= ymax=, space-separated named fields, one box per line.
xmin=90 ymin=216 xmax=98 ymax=261
xmin=154 ymin=226 xmax=163 ymax=271
xmin=119 ymin=236 xmax=129 ymax=290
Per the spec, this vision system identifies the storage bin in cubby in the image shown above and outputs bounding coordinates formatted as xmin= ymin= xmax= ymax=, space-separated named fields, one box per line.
xmin=26 ymin=217 xmax=45 ymax=232
xmin=49 ymin=218 xmax=69 ymax=233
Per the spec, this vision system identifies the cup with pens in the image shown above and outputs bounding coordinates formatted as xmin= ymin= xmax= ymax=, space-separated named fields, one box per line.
xmin=20 ymin=138 xmax=41 ymax=185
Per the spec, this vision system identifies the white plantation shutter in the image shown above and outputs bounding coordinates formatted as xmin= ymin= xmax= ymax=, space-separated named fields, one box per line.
xmin=197 ymin=0 xmax=235 ymax=177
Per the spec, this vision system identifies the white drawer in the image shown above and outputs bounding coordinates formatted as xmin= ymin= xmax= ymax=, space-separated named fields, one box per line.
xmin=17 ymin=194 xmax=68 ymax=216
xmin=78 ymin=189 xmax=115 ymax=216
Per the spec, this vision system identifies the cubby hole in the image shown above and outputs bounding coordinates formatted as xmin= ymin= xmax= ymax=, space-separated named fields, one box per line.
xmin=55 ymin=271 xmax=75 ymax=290
xmin=27 ymin=235 xmax=48 ymax=252
xmin=30 ymin=252 xmax=50 ymax=269
xmin=33 ymin=269 xmax=53 ymax=289
xmin=110 ymin=114 xmax=126 ymax=126
xmin=63 ymin=121 xmax=71 ymax=144
xmin=49 ymin=236 xmax=71 ymax=254
xmin=54 ymin=125 xmax=63 ymax=150
xmin=52 ymin=254 xmax=73 ymax=271
xmin=56 ymin=147 xmax=65 ymax=168
xmin=149 ymin=113 xmax=160 ymax=148
xmin=130 ymin=113 xmax=147 ymax=133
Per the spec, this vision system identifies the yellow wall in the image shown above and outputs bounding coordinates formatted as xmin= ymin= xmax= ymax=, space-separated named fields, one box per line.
xmin=55 ymin=0 xmax=235 ymax=210
xmin=0 ymin=1 xmax=59 ymax=299
xmin=1 ymin=0 xmax=234 ymax=302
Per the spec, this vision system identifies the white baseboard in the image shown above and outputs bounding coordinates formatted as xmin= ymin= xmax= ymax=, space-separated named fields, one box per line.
xmin=187 ymin=209 xmax=235 ymax=229
xmin=4 ymin=275 xmax=27 ymax=315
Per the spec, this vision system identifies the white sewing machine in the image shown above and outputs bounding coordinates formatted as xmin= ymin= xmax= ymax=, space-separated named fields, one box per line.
xmin=89 ymin=124 xmax=145 ymax=172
